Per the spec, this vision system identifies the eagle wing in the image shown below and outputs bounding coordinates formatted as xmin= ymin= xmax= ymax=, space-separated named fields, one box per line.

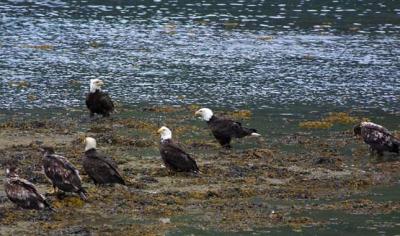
xmin=89 ymin=152 xmax=125 ymax=184
xmin=5 ymin=178 xmax=46 ymax=208
xmin=160 ymin=141 xmax=199 ymax=172
xmin=44 ymin=155 xmax=82 ymax=191
xmin=361 ymin=123 xmax=398 ymax=149
xmin=85 ymin=93 xmax=90 ymax=108
xmin=212 ymin=117 xmax=252 ymax=138
xmin=362 ymin=122 xmax=390 ymax=134
xmin=99 ymin=92 xmax=114 ymax=112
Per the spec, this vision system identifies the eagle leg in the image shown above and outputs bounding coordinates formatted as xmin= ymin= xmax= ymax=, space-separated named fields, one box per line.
xmin=368 ymin=147 xmax=377 ymax=156
xmin=46 ymin=185 xmax=58 ymax=195
xmin=376 ymin=150 xmax=384 ymax=157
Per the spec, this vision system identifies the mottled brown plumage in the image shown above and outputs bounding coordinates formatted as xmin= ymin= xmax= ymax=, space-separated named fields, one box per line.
xmin=354 ymin=122 xmax=399 ymax=156
xmin=4 ymin=168 xmax=51 ymax=210
xmin=42 ymin=147 xmax=87 ymax=200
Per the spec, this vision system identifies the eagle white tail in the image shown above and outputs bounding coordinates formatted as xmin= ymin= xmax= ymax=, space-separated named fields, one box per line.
xmin=251 ymin=132 xmax=261 ymax=137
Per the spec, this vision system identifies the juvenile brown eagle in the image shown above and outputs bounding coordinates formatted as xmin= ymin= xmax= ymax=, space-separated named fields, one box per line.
xmin=4 ymin=167 xmax=52 ymax=210
xmin=83 ymin=137 xmax=125 ymax=185
xmin=354 ymin=121 xmax=399 ymax=156
xmin=41 ymin=146 xmax=88 ymax=200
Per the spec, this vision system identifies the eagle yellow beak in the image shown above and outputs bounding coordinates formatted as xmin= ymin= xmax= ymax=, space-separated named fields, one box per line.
xmin=194 ymin=110 xmax=201 ymax=116
xmin=157 ymin=127 xmax=164 ymax=133
xmin=80 ymin=135 xmax=87 ymax=144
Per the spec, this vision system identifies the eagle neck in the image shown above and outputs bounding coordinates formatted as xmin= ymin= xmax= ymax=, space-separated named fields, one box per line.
xmin=90 ymin=86 xmax=101 ymax=93
xmin=207 ymin=115 xmax=217 ymax=124
xmin=85 ymin=148 xmax=97 ymax=155
xmin=161 ymin=138 xmax=172 ymax=144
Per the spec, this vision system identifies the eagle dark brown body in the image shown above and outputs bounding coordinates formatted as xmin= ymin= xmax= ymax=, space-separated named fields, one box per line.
xmin=207 ymin=115 xmax=258 ymax=149
xmin=86 ymin=90 xmax=114 ymax=117
xmin=159 ymin=139 xmax=199 ymax=173
xmin=83 ymin=148 xmax=125 ymax=185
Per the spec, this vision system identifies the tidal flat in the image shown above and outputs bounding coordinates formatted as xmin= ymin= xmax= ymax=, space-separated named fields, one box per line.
xmin=0 ymin=105 xmax=399 ymax=235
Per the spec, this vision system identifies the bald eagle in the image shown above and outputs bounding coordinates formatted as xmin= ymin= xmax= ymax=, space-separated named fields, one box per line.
xmin=83 ymin=137 xmax=125 ymax=185
xmin=41 ymin=146 xmax=88 ymax=200
xmin=195 ymin=108 xmax=261 ymax=149
xmin=4 ymin=167 xmax=52 ymax=210
xmin=354 ymin=121 xmax=400 ymax=156
xmin=86 ymin=79 xmax=114 ymax=117
xmin=157 ymin=126 xmax=199 ymax=173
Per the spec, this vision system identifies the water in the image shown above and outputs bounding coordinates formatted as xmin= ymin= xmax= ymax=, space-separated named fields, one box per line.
xmin=0 ymin=0 xmax=399 ymax=235
xmin=0 ymin=0 xmax=399 ymax=111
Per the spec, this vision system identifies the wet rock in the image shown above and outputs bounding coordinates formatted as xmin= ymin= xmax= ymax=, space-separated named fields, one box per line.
xmin=313 ymin=157 xmax=336 ymax=165
xmin=142 ymin=106 xmax=181 ymax=113
xmin=51 ymin=226 xmax=91 ymax=236
xmin=188 ymin=141 xmax=219 ymax=149
xmin=227 ymin=165 xmax=257 ymax=178
xmin=139 ymin=175 xmax=159 ymax=183
xmin=299 ymin=112 xmax=358 ymax=129
xmin=251 ymin=148 xmax=274 ymax=159
xmin=0 ymin=113 xmax=399 ymax=234
xmin=159 ymin=217 xmax=171 ymax=224
xmin=91 ymin=133 xmax=154 ymax=147
xmin=269 ymin=210 xmax=284 ymax=222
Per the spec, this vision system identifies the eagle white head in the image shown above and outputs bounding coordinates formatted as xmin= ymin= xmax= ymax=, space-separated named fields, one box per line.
xmin=84 ymin=137 xmax=97 ymax=151
xmin=90 ymin=79 xmax=104 ymax=93
xmin=195 ymin=108 xmax=213 ymax=121
xmin=157 ymin=126 xmax=172 ymax=141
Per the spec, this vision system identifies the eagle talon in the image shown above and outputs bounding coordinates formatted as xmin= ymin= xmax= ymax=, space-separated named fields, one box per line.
xmin=46 ymin=186 xmax=58 ymax=195
xmin=46 ymin=188 xmax=57 ymax=195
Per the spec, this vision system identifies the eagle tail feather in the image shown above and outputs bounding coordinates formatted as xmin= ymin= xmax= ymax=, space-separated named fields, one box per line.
xmin=44 ymin=200 xmax=55 ymax=211
xmin=78 ymin=189 xmax=88 ymax=201
xmin=392 ymin=139 xmax=399 ymax=154
xmin=243 ymin=128 xmax=259 ymax=137
xmin=119 ymin=178 xmax=126 ymax=186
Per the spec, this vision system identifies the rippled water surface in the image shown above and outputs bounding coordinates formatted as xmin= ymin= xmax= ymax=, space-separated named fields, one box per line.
xmin=0 ymin=0 xmax=399 ymax=111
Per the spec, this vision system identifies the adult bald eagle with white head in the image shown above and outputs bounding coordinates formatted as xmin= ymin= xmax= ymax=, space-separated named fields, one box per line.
xmin=83 ymin=137 xmax=126 ymax=185
xmin=195 ymin=108 xmax=260 ymax=149
xmin=157 ymin=126 xmax=199 ymax=173
xmin=86 ymin=79 xmax=114 ymax=117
